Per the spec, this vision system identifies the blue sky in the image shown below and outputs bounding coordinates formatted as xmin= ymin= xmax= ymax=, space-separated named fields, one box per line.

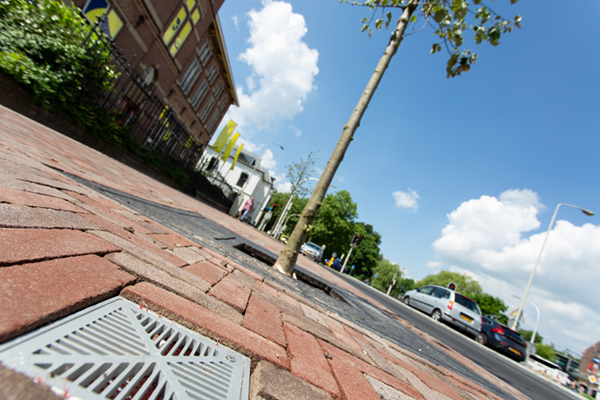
xmin=214 ymin=0 xmax=600 ymax=354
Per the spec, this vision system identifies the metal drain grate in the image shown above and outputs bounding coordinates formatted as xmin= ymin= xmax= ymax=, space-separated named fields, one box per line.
xmin=0 ymin=297 xmax=250 ymax=400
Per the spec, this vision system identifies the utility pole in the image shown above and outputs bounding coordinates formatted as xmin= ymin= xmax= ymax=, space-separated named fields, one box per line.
xmin=386 ymin=263 xmax=400 ymax=296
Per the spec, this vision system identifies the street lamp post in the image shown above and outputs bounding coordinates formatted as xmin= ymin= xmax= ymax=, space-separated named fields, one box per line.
xmin=513 ymin=295 xmax=540 ymax=366
xmin=511 ymin=203 xmax=594 ymax=331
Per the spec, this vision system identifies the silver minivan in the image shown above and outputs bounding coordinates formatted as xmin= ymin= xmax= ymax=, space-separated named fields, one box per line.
xmin=402 ymin=285 xmax=482 ymax=337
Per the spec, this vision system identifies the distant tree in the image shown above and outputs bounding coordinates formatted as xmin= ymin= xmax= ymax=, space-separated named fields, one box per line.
xmin=284 ymin=151 xmax=319 ymax=199
xmin=371 ymin=259 xmax=402 ymax=296
xmin=266 ymin=192 xmax=290 ymax=231
xmin=347 ymin=223 xmax=382 ymax=279
xmin=397 ymin=278 xmax=415 ymax=296
xmin=416 ymin=271 xmax=483 ymax=296
xmin=471 ymin=293 xmax=508 ymax=320
xmin=309 ymin=190 xmax=358 ymax=258
xmin=272 ymin=0 xmax=522 ymax=275
xmin=518 ymin=329 xmax=543 ymax=344
xmin=535 ymin=343 xmax=557 ymax=362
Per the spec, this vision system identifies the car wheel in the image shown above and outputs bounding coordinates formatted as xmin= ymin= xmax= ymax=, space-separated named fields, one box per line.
xmin=403 ymin=296 xmax=410 ymax=306
xmin=431 ymin=309 xmax=442 ymax=322
xmin=477 ymin=332 xmax=488 ymax=345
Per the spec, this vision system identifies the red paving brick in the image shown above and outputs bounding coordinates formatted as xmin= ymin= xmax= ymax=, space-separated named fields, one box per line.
xmin=120 ymin=282 xmax=289 ymax=369
xmin=183 ymin=260 xmax=228 ymax=285
xmin=208 ymin=275 xmax=252 ymax=313
xmin=283 ymin=322 xmax=341 ymax=399
xmin=0 ymin=228 xmax=119 ymax=264
xmin=324 ymin=316 xmax=362 ymax=353
xmin=326 ymin=355 xmax=381 ymax=400
xmin=243 ymin=295 xmax=286 ymax=348
xmin=0 ymin=254 xmax=135 ymax=343
xmin=0 ymin=203 xmax=100 ymax=229
xmin=0 ymin=186 xmax=87 ymax=213
xmin=148 ymin=233 xmax=197 ymax=248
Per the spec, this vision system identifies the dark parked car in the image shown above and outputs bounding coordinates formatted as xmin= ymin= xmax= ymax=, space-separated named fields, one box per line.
xmin=478 ymin=316 xmax=527 ymax=362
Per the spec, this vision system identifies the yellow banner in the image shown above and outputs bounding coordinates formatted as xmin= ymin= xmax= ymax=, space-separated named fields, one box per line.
xmin=211 ymin=120 xmax=236 ymax=153
xmin=230 ymin=144 xmax=244 ymax=170
xmin=163 ymin=6 xmax=186 ymax=45
xmin=220 ymin=133 xmax=239 ymax=162
xmin=169 ymin=21 xmax=192 ymax=56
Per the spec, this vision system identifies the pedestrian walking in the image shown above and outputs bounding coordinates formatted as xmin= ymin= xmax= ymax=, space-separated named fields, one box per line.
xmin=239 ymin=196 xmax=254 ymax=222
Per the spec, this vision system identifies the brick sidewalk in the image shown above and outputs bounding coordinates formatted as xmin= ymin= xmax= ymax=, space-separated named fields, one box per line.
xmin=0 ymin=105 xmax=528 ymax=400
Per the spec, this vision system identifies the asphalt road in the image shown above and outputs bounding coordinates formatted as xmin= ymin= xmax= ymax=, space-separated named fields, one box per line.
xmin=67 ymin=174 xmax=578 ymax=400
xmin=332 ymin=270 xmax=579 ymax=400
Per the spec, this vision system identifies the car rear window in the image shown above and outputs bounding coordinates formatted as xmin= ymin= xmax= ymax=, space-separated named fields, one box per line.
xmin=455 ymin=294 xmax=480 ymax=315
xmin=505 ymin=328 xmax=526 ymax=345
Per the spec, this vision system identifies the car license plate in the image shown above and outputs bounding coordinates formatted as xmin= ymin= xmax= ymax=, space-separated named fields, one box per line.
xmin=461 ymin=315 xmax=473 ymax=323
xmin=509 ymin=347 xmax=521 ymax=355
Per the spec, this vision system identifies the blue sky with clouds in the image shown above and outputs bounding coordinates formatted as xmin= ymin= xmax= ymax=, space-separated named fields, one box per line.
xmin=214 ymin=0 xmax=600 ymax=354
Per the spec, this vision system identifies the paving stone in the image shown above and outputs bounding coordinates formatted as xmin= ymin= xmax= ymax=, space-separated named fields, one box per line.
xmin=0 ymin=254 xmax=135 ymax=343
xmin=300 ymin=303 xmax=328 ymax=327
xmin=148 ymin=233 xmax=197 ymax=248
xmin=105 ymin=252 xmax=243 ymax=324
xmin=326 ymin=353 xmax=381 ymax=400
xmin=120 ymin=283 xmax=289 ymax=369
xmin=323 ymin=315 xmax=363 ymax=353
xmin=250 ymin=361 xmax=332 ymax=400
xmin=283 ymin=322 xmax=340 ymax=399
xmin=0 ymin=204 xmax=100 ymax=229
xmin=169 ymin=246 xmax=206 ymax=264
xmin=0 ymin=176 xmax=73 ymax=201
xmin=11 ymin=170 xmax=88 ymax=194
xmin=243 ymin=295 xmax=286 ymax=348
xmin=136 ymin=220 xmax=170 ymax=234
xmin=0 ymin=363 xmax=63 ymax=400
xmin=0 ymin=228 xmax=119 ymax=265
xmin=90 ymin=230 xmax=188 ymax=268
xmin=183 ymin=260 xmax=228 ymax=285
xmin=61 ymin=190 xmax=123 ymax=211
xmin=208 ymin=275 xmax=252 ymax=313
xmin=353 ymin=336 xmax=409 ymax=383
xmin=393 ymin=368 xmax=453 ymax=400
xmin=364 ymin=374 xmax=414 ymax=400
xmin=0 ymin=187 xmax=87 ymax=213
xmin=318 ymin=340 xmax=422 ymax=400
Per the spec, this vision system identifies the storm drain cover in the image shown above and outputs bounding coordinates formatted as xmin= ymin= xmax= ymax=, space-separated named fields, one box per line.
xmin=0 ymin=297 xmax=250 ymax=400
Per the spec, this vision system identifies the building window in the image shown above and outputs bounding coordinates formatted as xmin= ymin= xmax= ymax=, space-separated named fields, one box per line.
xmin=198 ymin=41 xmax=212 ymax=66
xmin=236 ymin=172 xmax=248 ymax=187
xmin=213 ymin=80 xmax=224 ymax=98
xmin=189 ymin=79 xmax=208 ymax=109
xmin=198 ymin=97 xmax=215 ymax=122
xmin=218 ymin=95 xmax=229 ymax=111
xmin=206 ymin=63 xmax=219 ymax=83
xmin=179 ymin=59 xmax=201 ymax=94
xmin=206 ymin=111 xmax=220 ymax=132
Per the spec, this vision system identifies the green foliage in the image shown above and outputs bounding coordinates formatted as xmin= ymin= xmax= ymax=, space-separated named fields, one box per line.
xmin=343 ymin=0 xmax=522 ymax=78
xmin=0 ymin=0 xmax=115 ymax=114
xmin=285 ymin=151 xmax=319 ymax=199
xmin=416 ymin=271 xmax=483 ymax=296
xmin=518 ymin=329 xmax=543 ymax=344
xmin=397 ymin=277 xmax=415 ymax=295
xmin=309 ymin=190 xmax=358 ymax=258
xmin=0 ymin=0 xmax=190 ymax=189
xmin=470 ymin=293 xmax=507 ymax=321
xmin=348 ymin=222 xmax=381 ymax=279
xmin=371 ymin=259 xmax=402 ymax=295
xmin=535 ymin=343 xmax=557 ymax=362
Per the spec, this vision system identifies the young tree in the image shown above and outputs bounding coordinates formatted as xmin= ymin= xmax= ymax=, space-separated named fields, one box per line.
xmin=273 ymin=0 xmax=522 ymax=275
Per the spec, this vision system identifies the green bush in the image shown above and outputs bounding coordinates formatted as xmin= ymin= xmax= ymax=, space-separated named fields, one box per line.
xmin=0 ymin=0 xmax=190 ymax=189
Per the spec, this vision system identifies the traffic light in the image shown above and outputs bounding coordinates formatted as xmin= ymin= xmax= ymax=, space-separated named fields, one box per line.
xmin=356 ymin=234 xmax=364 ymax=245
xmin=272 ymin=203 xmax=277 ymax=209
xmin=447 ymin=282 xmax=456 ymax=291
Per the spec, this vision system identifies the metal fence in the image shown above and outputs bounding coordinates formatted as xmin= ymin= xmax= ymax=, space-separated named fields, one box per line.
xmin=79 ymin=14 xmax=236 ymax=208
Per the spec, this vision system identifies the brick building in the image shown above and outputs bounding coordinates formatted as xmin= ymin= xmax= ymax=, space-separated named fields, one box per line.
xmin=68 ymin=0 xmax=238 ymax=155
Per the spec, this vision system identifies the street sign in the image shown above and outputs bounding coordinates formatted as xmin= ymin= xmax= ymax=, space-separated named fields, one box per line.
xmin=351 ymin=265 xmax=355 ymax=269
xmin=374 ymin=273 xmax=378 ymax=278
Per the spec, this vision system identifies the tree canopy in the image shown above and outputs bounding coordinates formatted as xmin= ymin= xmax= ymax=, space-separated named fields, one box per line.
xmin=416 ymin=271 xmax=482 ymax=296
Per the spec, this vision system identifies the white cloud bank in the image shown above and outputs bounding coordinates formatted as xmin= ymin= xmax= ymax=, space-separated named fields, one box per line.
xmin=393 ymin=189 xmax=419 ymax=211
xmin=431 ymin=189 xmax=600 ymax=353
xmin=226 ymin=0 xmax=319 ymax=132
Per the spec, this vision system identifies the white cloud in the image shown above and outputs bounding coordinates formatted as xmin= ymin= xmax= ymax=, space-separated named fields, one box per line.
xmin=392 ymin=189 xmax=419 ymax=211
xmin=226 ymin=0 xmax=319 ymax=131
xmin=273 ymin=172 xmax=291 ymax=192
xmin=232 ymin=15 xmax=239 ymax=30
xmin=432 ymin=189 xmax=600 ymax=353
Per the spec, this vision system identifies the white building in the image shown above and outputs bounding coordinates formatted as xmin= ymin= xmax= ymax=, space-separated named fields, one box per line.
xmin=200 ymin=146 xmax=275 ymax=225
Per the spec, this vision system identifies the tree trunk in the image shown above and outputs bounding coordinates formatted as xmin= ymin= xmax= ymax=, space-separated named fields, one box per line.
xmin=273 ymin=1 xmax=418 ymax=276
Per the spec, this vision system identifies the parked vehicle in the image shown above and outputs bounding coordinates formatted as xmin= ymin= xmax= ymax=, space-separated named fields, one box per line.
xmin=300 ymin=242 xmax=323 ymax=261
xmin=402 ymin=285 xmax=482 ymax=337
xmin=478 ymin=316 xmax=527 ymax=362
xmin=279 ymin=234 xmax=289 ymax=244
